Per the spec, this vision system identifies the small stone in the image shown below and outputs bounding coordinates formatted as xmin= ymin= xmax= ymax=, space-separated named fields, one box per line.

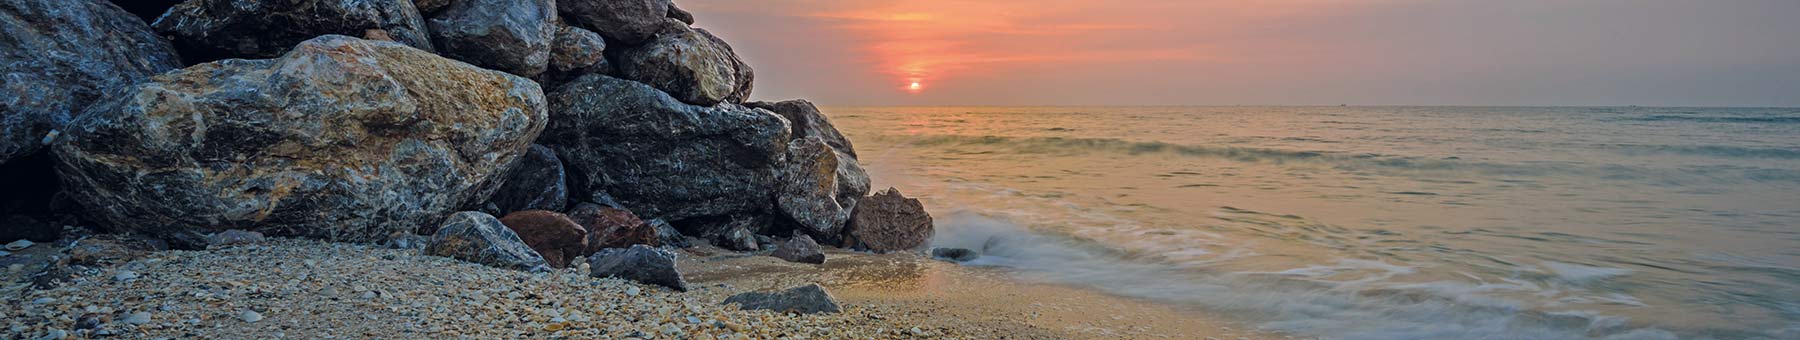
xmin=5 ymin=239 xmax=33 ymax=251
xmin=931 ymin=247 xmax=979 ymax=262
xmin=626 ymin=286 xmax=641 ymax=296
xmin=75 ymin=313 xmax=108 ymax=329
xmin=238 ymin=310 xmax=263 ymax=323
xmin=771 ymin=234 xmax=825 ymax=264
xmin=207 ymin=230 xmax=266 ymax=248
xmin=122 ymin=312 xmax=152 ymax=324
xmin=588 ymin=245 xmax=688 ymax=291
xmin=722 ymin=284 xmax=841 ymax=314
xmin=113 ymin=270 xmax=139 ymax=281
xmin=34 ymin=329 xmax=66 ymax=340
xmin=32 ymin=297 xmax=55 ymax=304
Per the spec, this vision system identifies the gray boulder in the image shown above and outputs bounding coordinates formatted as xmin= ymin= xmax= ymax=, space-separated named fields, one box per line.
xmin=153 ymin=0 xmax=435 ymax=63
xmin=54 ymin=35 xmax=548 ymax=242
xmin=843 ymin=188 xmax=935 ymax=253
xmin=425 ymin=211 xmax=549 ymax=271
xmin=747 ymin=100 xmax=857 ymax=159
xmin=772 ymin=234 xmax=825 ymax=264
xmin=589 ymin=244 xmax=687 ymax=291
xmin=544 ymin=24 xmax=610 ymax=84
xmin=427 ymin=0 xmax=556 ymax=77
xmin=484 ymin=144 xmax=568 ymax=215
xmin=2 ymin=0 xmax=182 ymax=163
xmin=557 ymin=0 xmax=678 ymax=45
xmin=614 ymin=25 xmax=754 ymax=106
xmin=541 ymin=74 xmax=789 ymax=224
xmin=775 ymin=137 xmax=870 ymax=239
xmin=723 ymin=284 xmax=842 ymax=314
xmin=648 ymin=219 xmax=691 ymax=248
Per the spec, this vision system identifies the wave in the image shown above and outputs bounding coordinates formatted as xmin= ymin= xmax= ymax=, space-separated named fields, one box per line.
xmin=1604 ymin=144 xmax=1800 ymax=160
xmin=1627 ymin=115 xmax=1800 ymax=124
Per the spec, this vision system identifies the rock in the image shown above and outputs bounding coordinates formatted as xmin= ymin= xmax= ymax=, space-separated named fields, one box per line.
xmin=843 ymin=188 xmax=935 ymax=252
xmin=722 ymin=284 xmax=841 ymax=314
xmin=931 ymin=247 xmax=979 ymax=262
xmin=427 ymin=0 xmax=556 ymax=77
xmin=153 ymin=0 xmax=434 ymax=63
xmin=747 ymin=100 xmax=858 ymax=159
xmin=544 ymin=24 xmax=611 ymax=84
xmin=566 ymin=203 xmax=657 ymax=254
xmin=613 ymin=25 xmax=754 ymax=106
xmin=4 ymin=239 xmax=31 ymax=251
xmin=718 ymin=224 xmax=759 ymax=251
xmin=382 ymin=232 xmax=429 ymax=250
xmin=237 ymin=310 xmax=262 ymax=323
xmin=54 ymin=35 xmax=548 ymax=242
xmin=414 ymin=0 xmax=453 ymax=14
xmin=483 ymin=145 xmax=569 ymax=214
xmin=667 ymin=3 xmax=695 ymax=24
xmin=647 ymin=219 xmax=691 ymax=248
xmin=542 ymin=74 xmax=788 ymax=223
xmin=425 ymin=211 xmax=550 ymax=271
xmin=113 ymin=270 xmax=138 ymax=281
xmin=2 ymin=0 xmax=182 ymax=163
xmin=496 ymin=210 xmax=587 ymax=268
xmin=557 ymin=0 xmax=678 ymax=45
xmin=34 ymin=329 xmax=66 ymax=340
xmin=67 ymin=236 xmax=144 ymax=265
xmin=588 ymin=244 xmax=687 ymax=291
xmin=75 ymin=313 xmax=109 ymax=330
xmin=772 ymin=234 xmax=825 ymax=264
xmin=109 ymin=0 xmax=181 ymax=22
xmin=121 ymin=311 xmax=152 ymax=325
xmin=207 ymin=230 xmax=266 ymax=248
xmin=774 ymin=137 xmax=870 ymax=239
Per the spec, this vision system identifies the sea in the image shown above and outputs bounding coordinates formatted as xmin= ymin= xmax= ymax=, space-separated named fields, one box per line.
xmin=825 ymin=106 xmax=1800 ymax=340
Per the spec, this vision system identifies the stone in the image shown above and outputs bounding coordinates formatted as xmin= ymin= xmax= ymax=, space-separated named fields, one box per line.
xmin=207 ymin=230 xmax=266 ymax=248
xmin=121 ymin=311 xmax=152 ymax=325
xmin=722 ymin=284 xmax=841 ymax=314
xmin=153 ymin=0 xmax=435 ymax=63
xmin=718 ymin=224 xmax=759 ymax=252
xmin=113 ymin=270 xmax=138 ymax=281
xmin=497 ymin=210 xmax=587 ymax=268
xmin=414 ymin=0 xmax=453 ymax=14
xmin=427 ymin=0 xmax=556 ymax=77
xmin=67 ymin=236 xmax=144 ymax=266
xmin=557 ymin=0 xmax=678 ymax=45
xmin=931 ymin=247 xmax=979 ymax=262
xmin=774 ymin=137 xmax=870 ymax=239
xmin=648 ymin=219 xmax=691 ymax=248
xmin=2 ymin=0 xmax=182 ymax=163
xmin=772 ymin=234 xmax=825 ymax=264
xmin=746 ymin=100 xmax=858 ymax=159
xmin=4 ymin=239 xmax=32 ymax=251
xmin=843 ymin=188 xmax=935 ymax=253
xmin=425 ymin=211 xmax=549 ymax=271
xmin=667 ymin=3 xmax=695 ymax=24
xmin=54 ymin=35 xmax=548 ymax=242
xmin=238 ymin=310 xmax=262 ymax=323
xmin=382 ymin=233 xmax=429 ymax=250
xmin=108 ymin=0 xmax=181 ymax=22
xmin=613 ymin=25 xmax=754 ymax=106
xmin=566 ymin=203 xmax=658 ymax=254
xmin=544 ymin=24 xmax=611 ymax=84
xmin=542 ymin=74 xmax=788 ymax=223
xmin=483 ymin=145 xmax=569 ymax=215
xmin=588 ymin=244 xmax=687 ymax=291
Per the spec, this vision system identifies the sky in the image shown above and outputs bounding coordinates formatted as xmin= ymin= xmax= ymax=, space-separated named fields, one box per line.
xmin=680 ymin=0 xmax=1800 ymax=107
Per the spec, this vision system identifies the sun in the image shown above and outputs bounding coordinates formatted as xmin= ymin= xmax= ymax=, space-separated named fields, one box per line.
xmin=907 ymin=81 xmax=924 ymax=93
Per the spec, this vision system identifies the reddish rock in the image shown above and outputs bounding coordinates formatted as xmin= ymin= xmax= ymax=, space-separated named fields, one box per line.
xmin=843 ymin=188 xmax=934 ymax=253
xmin=566 ymin=203 xmax=658 ymax=254
xmin=497 ymin=210 xmax=588 ymax=268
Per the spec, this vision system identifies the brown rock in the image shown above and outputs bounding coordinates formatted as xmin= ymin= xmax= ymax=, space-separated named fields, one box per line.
xmin=497 ymin=210 xmax=588 ymax=268
xmin=843 ymin=188 xmax=934 ymax=253
xmin=566 ymin=203 xmax=658 ymax=254
xmin=68 ymin=236 xmax=147 ymax=266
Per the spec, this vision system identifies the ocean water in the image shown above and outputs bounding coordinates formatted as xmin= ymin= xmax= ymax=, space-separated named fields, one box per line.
xmin=826 ymin=106 xmax=1800 ymax=340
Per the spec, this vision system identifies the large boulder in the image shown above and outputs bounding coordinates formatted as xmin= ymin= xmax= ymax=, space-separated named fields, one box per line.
xmin=543 ymin=24 xmax=611 ymax=85
xmin=723 ymin=284 xmax=842 ymax=314
xmin=541 ymin=74 xmax=789 ymax=224
xmin=747 ymin=100 xmax=857 ymax=159
xmin=772 ymin=234 xmax=825 ymax=264
xmin=557 ymin=0 xmax=677 ymax=45
xmin=843 ymin=188 xmax=934 ymax=252
xmin=589 ymin=244 xmax=687 ymax=291
xmin=567 ymin=202 xmax=658 ymax=253
xmin=54 ymin=35 xmax=548 ymax=242
xmin=483 ymin=144 xmax=568 ymax=214
xmin=152 ymin=0 xmax=435 ymax=63
xmin=613 ymin=25 xmax=754 ymax=106
xmin=774 ymin=137 xmax=870 ymax=239
xmin=426 ymin=211 xmax=549 ymax=271
xmin=427 ymin=0 xmax=556 ymax=77
xmin=108 ymin=0 xmax=181 ymax=23
xmin=497 ymin=210 xmax=587 ymax=268
xmin=2 ymin=0 xmax=182 ymax=163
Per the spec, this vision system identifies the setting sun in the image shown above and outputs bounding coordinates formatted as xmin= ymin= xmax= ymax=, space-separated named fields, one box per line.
xmin=907 ymin=81 xmax=923 ymax=92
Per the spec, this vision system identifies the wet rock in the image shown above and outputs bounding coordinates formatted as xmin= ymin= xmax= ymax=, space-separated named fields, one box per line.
xmin=772 ymin=234 xmax=825 ymax=264
xmin=382 ymin=232 xmax=429 ymax=250
xmin=613 ymin=25 xmax=754 ymax=106
xmin=567 ymin=203 xmax=658 ymax=253
xmin=557 ymin=0 xmax=678 ymax=45
xmin=648 ymin=219 xmax=691 ymax=248
xmin=2 ymin=0 xmax=182 ymax=163
xmin=425 ymin=211 xmax=549 ymax=271
xmin=153 ymin=0 xmax=434 ymax=63
xmin=427 ymin=0 xmax=556 ymax=77
xmin=723 ymin=284 xmax=841 ymax=314
xmin=544 ymin=24 xmax=611 ymax=85
xmin=774 ymin=137 xmax=870 ymax=239
xmin=931 ymin=247 xmax=979 ymax=262
xmin=542 ymin=74 xmax=788 ymax=223
xmin=484 ymin=145 xmax=569 ymax=215
xmin=843 ymin=188 xmax=935 ymax=252
xmin=109 ymin=0 xmax=182 ymax=23
xmin=588 ymin=244 xmax=687 ymax=291
xmin=497 ymin=210 xmax=587 ymax=268
xmin=54 ymin=35 xmax=547 ymax=242
xmin=207 ymin=230 xmax=266 ymax=248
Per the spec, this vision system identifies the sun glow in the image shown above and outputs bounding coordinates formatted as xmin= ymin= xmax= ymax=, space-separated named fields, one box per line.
xmin=908 ymin=81 xmax=924 ymax=93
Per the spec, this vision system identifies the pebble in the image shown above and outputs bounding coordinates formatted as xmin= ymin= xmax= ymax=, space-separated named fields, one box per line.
xmin=123 ymin=312 xmax=153 ymax=324
xmin=34 ymin=329 xmax=66 ymax=340
xmin=32 ymin=297 xmax=55 ymax=304
xmin=239 ymin=310 xmax=263 ymax=323
xmin=114 ymin=270 xmax=139 ymax=281
xmin=5 ymin=239 xmax=33 ymax=251
xmin=1 ymin=250 xmax=11 ymax=257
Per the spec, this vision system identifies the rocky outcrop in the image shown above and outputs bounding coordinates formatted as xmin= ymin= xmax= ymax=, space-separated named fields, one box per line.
xmin=843 ymin=188 xmax=934 ymax=252
xmin=557 ymin=0 xmax=677 ymax=45
xmin=425 ymin=211 xmax=549 ymax=271
xmin=544 ymin=24 xmax=611 ymax=85
xmin=483 ymin=145 xmax=568 ymax=215
xmin=497 ymin=210 xmax=587 ymax=268
xmin=589 ymin=245 xmax=687 ymax=291
xmin=747 ymin=100 xmax=858 ymax=159
xmin=775 ymin=137 xmax=871 ymax=239
xmin=567 ymin=203 xmax=658 ymax=253
xmin=54 ymin=35 xmax=548 ymax=242
xmin=614 ymin=25 xmax=754 ymax=106
xmin=427 ymin=0 xmax=556 ymax=77
xmin=152 ymin=0 xmax=434 ymax=63
xmin=772 ymin=234 xmax=825 ymax=264
xmin=2 ymin=0 xmax=182 ymax=163
xmin=723 ymin=284 xmax=842 ymax=314
xmin=542 ymin=74 xmax=789 ymax=224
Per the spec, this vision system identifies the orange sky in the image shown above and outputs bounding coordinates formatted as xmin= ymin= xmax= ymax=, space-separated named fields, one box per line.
xmin=683 ymin=0 xmax=1800 ymax=106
